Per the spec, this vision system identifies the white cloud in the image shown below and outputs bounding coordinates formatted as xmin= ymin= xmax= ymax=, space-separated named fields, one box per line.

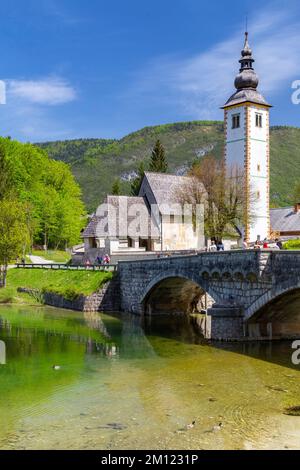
xmin=130 ymin=4 xmax=300 ymax=119
xmin=8 ymin=77 xmax=77 ymax=105
xmin=0 ymin=76 xmax=77 ymax=141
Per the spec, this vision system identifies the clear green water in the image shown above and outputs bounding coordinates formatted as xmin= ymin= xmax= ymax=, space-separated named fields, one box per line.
xmin=0 ymin=305 xmax=300 ymax=450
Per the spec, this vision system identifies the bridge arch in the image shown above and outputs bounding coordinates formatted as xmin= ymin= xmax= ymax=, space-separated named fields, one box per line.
xmin=244 ymin=279 xmax=300 ymax=339
xmin=140 ymin=271 xmax=216 ymax=316
xmin=245 ymin=278 xmax=300 ymax=321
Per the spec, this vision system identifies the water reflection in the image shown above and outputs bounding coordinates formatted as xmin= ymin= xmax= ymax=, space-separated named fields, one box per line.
xmin=0 ymin=305 xmax=299 ymax=450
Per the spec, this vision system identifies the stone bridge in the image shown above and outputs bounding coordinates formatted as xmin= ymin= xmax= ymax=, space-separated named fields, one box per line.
xmin=118 ymin=251 xmax=300 ymax=341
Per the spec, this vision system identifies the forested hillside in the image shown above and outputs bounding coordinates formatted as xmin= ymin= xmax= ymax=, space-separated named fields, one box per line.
xmin=37 ymin=121 xmax=300 ymax=212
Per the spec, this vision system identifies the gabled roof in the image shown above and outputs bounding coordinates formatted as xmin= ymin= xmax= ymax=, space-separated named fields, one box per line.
xmin=82 ymin=195 xmax=160 ymax=239
xmin=142 ymin=172 xmax=206 ymax=215
xmin=270 ymin=207 xmax=300 ymax=233
xmin=82 ymin=214 xmax=99 ymax=238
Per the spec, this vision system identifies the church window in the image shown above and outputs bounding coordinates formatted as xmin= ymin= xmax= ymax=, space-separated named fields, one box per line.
xmin=257 ymin=164 xmax=261 ymax=172
xmin=255 ymin=113 xmax=262 ymax=127
xmin=257 ymin=190 xmax=260 ymax=199
xmin=232 ymin=114 xmax=240 ymax=129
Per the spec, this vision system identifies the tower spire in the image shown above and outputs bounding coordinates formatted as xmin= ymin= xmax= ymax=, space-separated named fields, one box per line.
xmin=234 ymin=31 xmax=258 ymax=90
xmin=242 ymin=31 xmax=252 ymax=57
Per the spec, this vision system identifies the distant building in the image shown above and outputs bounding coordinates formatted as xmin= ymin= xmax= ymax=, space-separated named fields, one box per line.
xmin=270 ymin=204 xmax=300 ymax=238
xmin=82 ymin=172 xmax=205 ymax=262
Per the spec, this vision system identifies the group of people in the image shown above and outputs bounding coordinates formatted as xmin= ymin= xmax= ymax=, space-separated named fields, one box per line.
xmin=243 ymin=238 xmax=283 ymax=250
xmin=85 ymin=254 xmax=111 ymax=267
xmin=96 ymin=254 xmax=111 ymax=265
xmin=208 ymin=239 xmax=225 ymax=252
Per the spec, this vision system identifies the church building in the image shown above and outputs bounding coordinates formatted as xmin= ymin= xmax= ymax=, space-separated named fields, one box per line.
xmin=223 ymin=32 xmax=271 ymax=242
xmin=81 ymin=32 xmax=273 ymax=263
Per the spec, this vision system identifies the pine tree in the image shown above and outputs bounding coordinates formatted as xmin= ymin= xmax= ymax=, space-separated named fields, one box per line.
xmin=131 ymin=162 xmax=145 ymax=196
xmin=112 ymin=178 xmax=121 ymax=196
xmin=149 ymin=140 xmax=168 ymax=173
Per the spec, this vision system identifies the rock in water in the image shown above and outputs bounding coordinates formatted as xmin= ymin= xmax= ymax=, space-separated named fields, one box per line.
xmin=284 ymin=406 xmax=300 ymax=416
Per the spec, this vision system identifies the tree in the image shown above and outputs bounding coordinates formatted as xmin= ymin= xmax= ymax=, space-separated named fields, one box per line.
xmin=112 ymin=179 xmax=121 ymax=196
xmin=0 ymin=199 xmax=29 ymax=287
xmin=131 ymin=162 xmax=145 ymax=196
xmin=0 ymin=137 xmax=85 ymax=250
xmin=183 ymin=156 xmax=251 ymax=241
xmin=149 ymin=140 xmax=168 ymax=173
xmin=0 ymin=143 xmax=12 ymax=200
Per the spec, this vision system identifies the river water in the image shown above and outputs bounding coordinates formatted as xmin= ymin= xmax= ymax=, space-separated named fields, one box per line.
xmin=0 ymin=305 xmax=299 ymax=450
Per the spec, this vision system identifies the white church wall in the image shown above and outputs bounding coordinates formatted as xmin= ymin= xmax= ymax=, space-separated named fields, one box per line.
xmin=225 ymin=103 xmax=270 ymax=242
xmin=162 ymin=217 xmax=203 ymax=251
xmin=248 ymin=106 xmax=269 ymax=241
xmin=225 ymin=107 xmax=246 ymax=171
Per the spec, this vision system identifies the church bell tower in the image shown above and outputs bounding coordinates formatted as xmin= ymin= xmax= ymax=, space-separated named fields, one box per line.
xmin=223 ymin=32 xmax=271 ymax=242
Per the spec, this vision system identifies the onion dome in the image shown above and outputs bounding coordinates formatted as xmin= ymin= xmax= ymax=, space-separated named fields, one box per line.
xmin=234 ymin=32 xmax=259 ymax=90
xmin=222 ymin=32 xmax=271 ymax=109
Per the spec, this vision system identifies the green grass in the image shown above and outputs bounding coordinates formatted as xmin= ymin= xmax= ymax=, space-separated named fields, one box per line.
xmin=0 ymin=283 xmax=40 ymax=305
xmin=283 ymin=239 xmax=300 ymax=250
xmin=30 ymin=250 xmax=71 ymax=263
xmin=0 ymin=268 xmax=113 ymax=304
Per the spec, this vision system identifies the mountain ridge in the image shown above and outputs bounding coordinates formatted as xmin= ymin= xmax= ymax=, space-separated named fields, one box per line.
xmin=36 ymin=121 xmax=300 ymax=212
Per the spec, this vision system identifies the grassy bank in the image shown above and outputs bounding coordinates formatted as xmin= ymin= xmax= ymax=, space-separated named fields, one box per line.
xmin=0 ymin=268 xmax=113 ymax=304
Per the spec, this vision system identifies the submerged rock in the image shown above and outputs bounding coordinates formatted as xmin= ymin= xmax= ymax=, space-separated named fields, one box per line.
xmin=266 ymin=385 xmax=288 ymax=393
xmin=284 ymin=406 xmax=300 ymax=416
xmin=98 ymin=423 xmax=127 ymax=430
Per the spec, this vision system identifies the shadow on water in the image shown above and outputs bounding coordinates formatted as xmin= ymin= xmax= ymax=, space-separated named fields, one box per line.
xmin=103 ymin=312 xmax=300 ymax=372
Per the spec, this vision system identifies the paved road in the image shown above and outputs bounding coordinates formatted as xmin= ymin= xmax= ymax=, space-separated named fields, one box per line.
xmin=29 ymin=255 xmax=53 ymax=265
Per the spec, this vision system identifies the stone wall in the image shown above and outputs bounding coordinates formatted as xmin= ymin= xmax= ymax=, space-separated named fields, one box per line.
xmin=17 ymin=276 xmax=120 ymax=313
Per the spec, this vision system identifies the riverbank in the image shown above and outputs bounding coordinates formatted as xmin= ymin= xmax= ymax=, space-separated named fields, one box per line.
xmin=0 ymin=268 xmax=113 ymax=306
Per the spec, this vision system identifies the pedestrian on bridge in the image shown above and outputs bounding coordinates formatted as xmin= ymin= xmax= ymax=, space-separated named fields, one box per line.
xmin=217 ymin=240 xmax=225 ymax=251
xmin=209 ymin=241 xmax=217 ymax=252
xmin=242 ymin=239 xmax=248 ymax=250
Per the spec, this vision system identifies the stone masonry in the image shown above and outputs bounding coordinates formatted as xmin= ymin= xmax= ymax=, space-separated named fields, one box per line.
xmin=18 ymin=275 xmax=120 ymax=313
xmin=118 ymin=250 xmax=300 ymax=340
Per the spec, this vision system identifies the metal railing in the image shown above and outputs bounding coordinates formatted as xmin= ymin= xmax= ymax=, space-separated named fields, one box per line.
xmin=16 ymin=263 xmax=118 ymax=272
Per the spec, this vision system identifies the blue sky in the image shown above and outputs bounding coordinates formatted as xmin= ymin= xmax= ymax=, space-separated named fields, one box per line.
xmin=0 ymin=0 xmax=299 ymax=142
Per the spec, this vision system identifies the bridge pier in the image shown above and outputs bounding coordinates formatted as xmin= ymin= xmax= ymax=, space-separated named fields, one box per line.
xmin=207 ymin=306 xmax=244 ymax=341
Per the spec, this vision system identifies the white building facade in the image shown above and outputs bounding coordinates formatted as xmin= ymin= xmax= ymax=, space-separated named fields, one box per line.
xmin=223 ymin=33 xmax=271 ymax=242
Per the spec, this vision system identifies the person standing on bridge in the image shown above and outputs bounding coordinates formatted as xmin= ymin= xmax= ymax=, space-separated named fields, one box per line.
xmin=209 ymin=240 xmax=217 ymax=252
xmin=217 ymin=240 xmax=225 ymax=251
xmin=242 ymin=239 xmax=248 ymax=250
